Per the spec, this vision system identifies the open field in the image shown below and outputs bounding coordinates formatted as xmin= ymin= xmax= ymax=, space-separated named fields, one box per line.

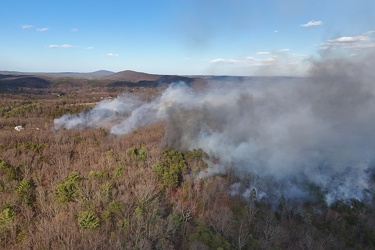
xmin=1 ymin=73 xmax=375 ymax=249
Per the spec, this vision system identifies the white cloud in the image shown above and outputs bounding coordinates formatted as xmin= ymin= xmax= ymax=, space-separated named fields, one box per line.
xmin=47 ymin=44 xmax=76 ymax=48
xmin=86 ymin=46 xmax=94 ymax=50
xmin=107 ymin=53 xmax=119 ymax=57
xmin=21 ymin=24 xmax=34 ymax=29
xmin=245 ymin=56 xmax=256 ymax=60
xmin=278 ymin=49 xmax=290 ymax=52
xmin=210 ymin=56 xmax=278 ymax=65
xmin=300 ymin=20 xmax=323 ymax=27
xmin=327 ymin=35 xmax=369 ymax=43
xmin=256 ymin=51 xmax=271 ymax=55
xmin=274 ymin=30 xmax=278 ymax=33
xmin=36 ymin=27 xmax=49 ymax=32
xmin=323 ymin=31 xmax=375 ymax=50
xmin=209 ymin=54 xmax=307 ymax=76
xmin=209 ymin=58 xmax=239 ymax=63
xmin=264 ymin=57 xmax=277 ymax=63
xmin=71 ymin=28 xmax=79 ymax=32
xmin=210 ymin=58 xmax=225 ymax=63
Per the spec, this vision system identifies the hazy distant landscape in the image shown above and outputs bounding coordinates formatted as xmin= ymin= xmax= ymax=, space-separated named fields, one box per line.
xmin=0 ymin=70 xmax=192 ymax=89
xmin=0 ymin=70 xmax=293 ymax=90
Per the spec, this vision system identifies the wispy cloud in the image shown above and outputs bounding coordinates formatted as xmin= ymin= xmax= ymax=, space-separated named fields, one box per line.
xmin=36 ymin=27 xmax=49 ymax=32
xmin=292 ymin=53 xmax=307 ymax=58
xmin=21 ymin=24 xmax=34 ymax=29
xmin=256 ymin=51 xmax=271 ymax=55
xmin=86 ymin=46 xmax=94 ymax=50
xmin=20 ymin=25 xmax=51 ymax=32
xmin=323 ymin=31 xmax=375 ymax=50
xmin=71 ymin=28 xmax=79 ymax=32
xmin=327 ymin=35 xmax=369 ymax=43
xmin=264 ymin=57 xmax=277 ymax=63
xmin=209 ymin=52 xmax=307 ymax=76
xmin=209 ymin=58 xmax=239 ymax=63
xmin=210 ymin=56 xmax=277 ymax=65
xmin=107 ymin=53 xmax=119 ymax=57
xmin=300 ymin=20 xmax=323 ymax=27
xmin=364 ymin=30 xmax=375 ymax=35
xmin=47 ymin=44 xmax=76 ymax=48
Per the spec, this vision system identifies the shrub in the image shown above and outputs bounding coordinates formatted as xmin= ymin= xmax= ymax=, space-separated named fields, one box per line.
xmin=185 ymin=148 xmax=209 ymax=173
xmin=0 ymin=204 xmax=15 ymax=225
xmin=101 ymin=182 xmax=113 ymax=201
xmin=18 ymin=142 xmax=46 ymax=153
xmin=102 ymin=200 xmax=124 ymax=220
xmin=55 ymin=172 xmax=82 ymax=203
xmin=113 ymin=164 xmax=123 ymax=178
xmin=16 ymin=178 xmax=35 ymax=206
xmin=127 ymin=146 xmax=148 ymax=161
xmin=189 ymin=225 xmax=231 ymax=250
xmin=0 ymin=159 xmax=21 ymax=181
xmin=152 ymin=147 xmax=187 ymax=190
xmin=88 ymin=170 xmax=110 ymax=180
xmin=78 ymin=211 xmax=100 ymax=230
xmin=107 ymin=149 xmax=117 ymax=158
xmin=16 ymin=229 xmax=27 ymax=243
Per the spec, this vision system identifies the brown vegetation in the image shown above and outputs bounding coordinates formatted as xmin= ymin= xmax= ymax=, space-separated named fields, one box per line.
xmin=0 ymin=77 xmax=375 ymax=249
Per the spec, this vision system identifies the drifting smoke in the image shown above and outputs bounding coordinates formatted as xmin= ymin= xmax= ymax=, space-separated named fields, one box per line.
xmin=54 ymin=94 xmax=144 ymax=131
xmin=54 ymin=51 xmax=375 ymax=204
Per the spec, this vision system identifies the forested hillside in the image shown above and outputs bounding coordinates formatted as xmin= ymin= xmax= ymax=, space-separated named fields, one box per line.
xmin=1 ymin=78 xmax=375 ymax=250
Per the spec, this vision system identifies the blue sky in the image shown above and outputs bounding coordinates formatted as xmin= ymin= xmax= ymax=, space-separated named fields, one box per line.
xmin=1 ymin=0 xmax=375 ymax=75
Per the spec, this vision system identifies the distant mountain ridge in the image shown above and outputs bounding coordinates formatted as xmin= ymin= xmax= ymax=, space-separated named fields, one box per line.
xmin=0 ymin=69 xmax=197 ymax=92
xmin=0 ymin=70 xmax=115 ymax=79
xmin=0 ymin=70 xmax=300 ymax=93
xmin=103 ymin=70 xmax=161 ymax=82
xmin=0 ymin=70 xmax=191 ymax=82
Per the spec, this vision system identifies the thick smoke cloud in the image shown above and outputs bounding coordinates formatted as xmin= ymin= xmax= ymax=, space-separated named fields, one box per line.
xmin=54 ymin=51 xmax=375 ymax=204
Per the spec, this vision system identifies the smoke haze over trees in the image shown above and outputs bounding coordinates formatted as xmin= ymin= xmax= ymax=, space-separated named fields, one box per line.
xmin=55 ymin=51 xmax=375 ymax=204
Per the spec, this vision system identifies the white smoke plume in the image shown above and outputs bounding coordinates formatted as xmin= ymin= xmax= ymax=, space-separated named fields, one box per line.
xmin=54 ymin=94 xmax=143 ymax=130
xmin=54 ymin=51 xmax=375 ymax=204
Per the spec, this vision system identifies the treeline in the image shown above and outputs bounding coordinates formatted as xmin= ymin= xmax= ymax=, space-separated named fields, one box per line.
xmin=1 ymin=87 xmax=375 ymax=249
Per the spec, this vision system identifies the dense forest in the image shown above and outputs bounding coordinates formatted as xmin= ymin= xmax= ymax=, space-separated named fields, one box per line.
xmin=1 ymin=74 xmax=375 ymax=250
